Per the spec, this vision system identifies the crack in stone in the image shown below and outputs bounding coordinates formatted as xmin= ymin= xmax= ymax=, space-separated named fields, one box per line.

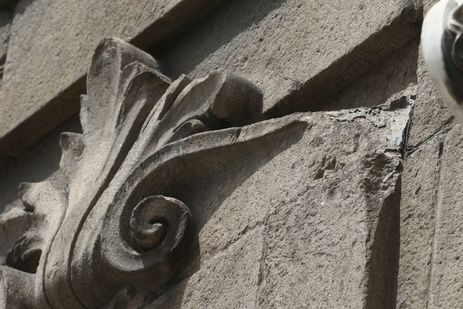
xmin=425 ymin=139 xmax=445 ymax=309
xmin=406 ymin=120 xmax=454 ymax=156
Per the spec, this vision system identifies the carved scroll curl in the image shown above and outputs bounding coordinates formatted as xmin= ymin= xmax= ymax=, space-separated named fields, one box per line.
xmin=0 ymin=37 xmax=305 ymax=308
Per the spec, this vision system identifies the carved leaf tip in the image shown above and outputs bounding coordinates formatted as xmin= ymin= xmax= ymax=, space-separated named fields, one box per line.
xmin=208 ymin=70 xmax=264 ymax=126
xmin=2 ymin=36 xmax=305 ymax=308
xmin=83 ymin=37 xmax=166 ymax=138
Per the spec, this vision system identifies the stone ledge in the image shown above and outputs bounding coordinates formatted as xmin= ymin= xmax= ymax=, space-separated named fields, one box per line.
xmin=158 ymin=0 xmax=422 ymax=118
xmin=0 ymin=0 xmax=223 ymax=155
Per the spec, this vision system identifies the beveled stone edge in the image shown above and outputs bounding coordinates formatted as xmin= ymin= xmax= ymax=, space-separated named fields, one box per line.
xmin=0 ymin=0 xmax=225 ymax=156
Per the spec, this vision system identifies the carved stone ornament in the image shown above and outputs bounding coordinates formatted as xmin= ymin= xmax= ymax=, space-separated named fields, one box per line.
xmin=0 ymin=38 xmax=307 ymax=308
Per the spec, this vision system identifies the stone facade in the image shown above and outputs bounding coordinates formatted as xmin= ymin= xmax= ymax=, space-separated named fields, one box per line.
xmin=0 ymin=0 xmax=461 ymax=308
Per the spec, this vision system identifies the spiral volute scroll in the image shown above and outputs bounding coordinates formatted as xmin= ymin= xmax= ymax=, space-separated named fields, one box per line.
xmin=101 ymin=193 xmax=193 ymax=291
xmin=0 ymin=35 xmax=288 ymax=308
xmin=130 ymin=196 xmax=191 ymax=253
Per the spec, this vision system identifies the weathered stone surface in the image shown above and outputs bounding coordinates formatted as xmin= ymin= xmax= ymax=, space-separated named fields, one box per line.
xmin=408 ymin=51 xmax=454 ymax=149
xmin=253 ymin=113 xmax=405 ymax=309
xmin=147 ymin=228 xmax=265 ymax=309
xmin=426 ymin=125 xmax=463 ymax=308
xmin=0 ymin=38 xmax=277 ymax=308
xmin=159 ymin=0 xmax=421 ymax=117
xmin=395 ymin=2 xmax=463 ymax=307
xmin=0 ymin=0 xmax=224 ymax=155
xmin=396 ymin=136 xmax=442 ymax=309
xmin=394 ymin=2 xmax=463 ymax=307
xmin=141 ymin=102 xmax=411 ymax=307
xmin=258 ymin=158 xmax=400 ymax=308
xmin=0 ymin=36 xmax=412 ymax=305
xmin=4 ymin=0 xmax=463 ymax=307
xmin=327 ymin=40 xmax=419 ymax=112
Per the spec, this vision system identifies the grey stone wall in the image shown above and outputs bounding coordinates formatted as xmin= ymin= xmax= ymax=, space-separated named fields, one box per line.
xmin=0 ymin=0 xmax=460 ymax=308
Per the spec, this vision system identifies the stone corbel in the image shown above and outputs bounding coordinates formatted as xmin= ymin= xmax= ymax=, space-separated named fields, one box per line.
xmin=0 ymin=38 xmax=306 ymax=308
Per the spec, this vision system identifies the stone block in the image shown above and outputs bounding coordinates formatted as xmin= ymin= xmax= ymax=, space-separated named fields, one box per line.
xmin=327 ymin=40 xmax=419 ymax=112
xmin=144 ymin=101 xmax=410 ymax=308
xmin=426 ymin=125 xmax=463 ymax=308
xmin=159 ymin=0 xmax=421 ymax=117
xmin=255 ymin=117 xmax=404 ymax=309
xmin=147 ymin=227 xmax=265 ymax=309
xmin=396 ymin=136 xmax=442 ymax=309
xmin=0 ymin=0 xmax=223 ymax=154
xmin=407 ymin=54 xmax=454 ymax=148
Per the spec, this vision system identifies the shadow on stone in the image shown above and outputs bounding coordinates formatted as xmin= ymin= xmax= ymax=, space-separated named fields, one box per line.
xmin=142 ymin=120 xmax=307 ymax=307
xmin=155 ymin=0 xmax=286 ymax=78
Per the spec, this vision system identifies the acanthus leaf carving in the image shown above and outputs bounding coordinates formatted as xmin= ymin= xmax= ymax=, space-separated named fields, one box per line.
xmin=0 ymin=37 xmax=307 ymax=308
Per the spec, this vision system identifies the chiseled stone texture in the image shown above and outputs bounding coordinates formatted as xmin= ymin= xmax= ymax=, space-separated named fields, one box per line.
xmin=148 ymin=228 xmax=265 ymax=309
xmin=426 ymin=125 xmax=463 ymax=308
xmin=326 ymin=40 xmax=419 ymax=112
xmin=407 ymin=54 xmax=453 ymax=149
xmin=0 ymin=0 xmax=223 ymax=155
xmin=147 ymin=102 xmax=410 ymax=308
xmin=396 ymin=2 xmax=463 ymax=308
xmin=396 ymin=136 xmax=442 ymax=309
xmin=159 ymin=0 xmax=421 ymax=117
